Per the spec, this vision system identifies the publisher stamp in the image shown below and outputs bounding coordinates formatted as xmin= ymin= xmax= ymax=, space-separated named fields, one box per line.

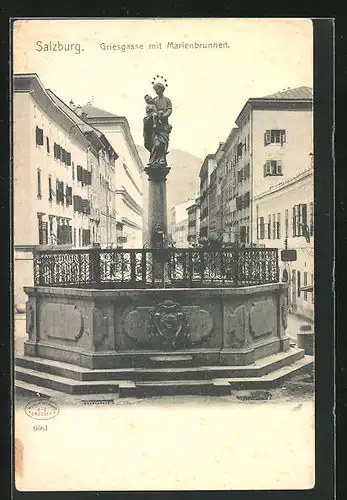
xmin=24 ymin=400 xmax=59 ymax=420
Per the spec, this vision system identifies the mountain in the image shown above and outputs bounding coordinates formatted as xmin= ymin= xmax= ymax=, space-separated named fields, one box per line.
xmin=137 ymin=145 xmax=202 ymax=211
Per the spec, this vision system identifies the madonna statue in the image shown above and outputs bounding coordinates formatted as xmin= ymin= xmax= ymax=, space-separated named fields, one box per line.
xmin=143 ymin=79 xmax=172 ymax=168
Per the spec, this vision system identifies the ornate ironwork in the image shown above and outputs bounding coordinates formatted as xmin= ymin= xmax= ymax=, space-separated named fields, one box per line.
xmin=33 ymin=247 xmax=279 ymax=289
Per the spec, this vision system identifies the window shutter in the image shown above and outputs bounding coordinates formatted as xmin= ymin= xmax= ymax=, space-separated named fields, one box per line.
xmin=48 ymin=176 xmax=52 ymax=200
xmin=77 ymin=166 xmax=83 ymax=182
xmin=277 ymin=160 xmax=283 ymax=175
xmin=46 ymin=137 xmax=50 ymax=153
xmin=36 ymin=126 xmax=44 ymax=146
xmin=267 ymin=162 xmax=272 ymax=175
xmin=277 ymin=213 xmax=281 ymax=239
xmin=264 ymin=130 xmax=271 ymax=146
xmin=282 ymin=130 xmax=286 ymax=144
xmin=292 ymin=207 xmax=296 ymax=236
xmin=66 ymin=152 xmax=71 ymax=166
xmin=37 ymin=169 xmax=41 ymax=197
xmin=299 ymin=204 xmax=307 ymax=236
xmin=41 ymin=221 xmax=48 ymax=244
xmin=260 ymin=218 xmax=265 ymax=239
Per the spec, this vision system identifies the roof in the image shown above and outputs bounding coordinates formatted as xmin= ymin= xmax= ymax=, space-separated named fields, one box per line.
xmin=14 ymin=74 xmax=90 ymax=150
xmin=47 ymin=90 xmax=118 ymax=158
xmin=46 ymin=90 xmax=94 ymax=133
xmin=260 ymin=86 xmax=313 ymax=100
xmin=235 ymin=86 xmax=313 ymax=126
xmin=80 ymin=103 xmax=119 ymax=119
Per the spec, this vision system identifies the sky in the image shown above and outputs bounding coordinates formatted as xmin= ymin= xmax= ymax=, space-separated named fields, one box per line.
xmin=13 ymin=18 xmax=313 ymax=159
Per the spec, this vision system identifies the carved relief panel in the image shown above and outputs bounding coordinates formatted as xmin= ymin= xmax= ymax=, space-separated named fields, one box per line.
xmin=224 ymin=305 xmax=249 ymax=349
xmin=249 ymin=299 xmax=277 ymax=339
xmin=122 ymin=300 xmax=214 ymax=350
xmin=40 ymin=303 xmax=84 ymax=342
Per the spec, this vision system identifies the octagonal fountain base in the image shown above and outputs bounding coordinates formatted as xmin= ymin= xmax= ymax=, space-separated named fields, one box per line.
xmin=15 ymin=284 xmax=313 ymax=398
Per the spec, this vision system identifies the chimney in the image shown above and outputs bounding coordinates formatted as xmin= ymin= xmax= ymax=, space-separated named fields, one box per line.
xmin=75 ymin=105 xmax=82 ymax=116
xmin=81 ymin=112 xmax=88 ymax=120
xmin=69 ymin=99 xmax=75 ymax=108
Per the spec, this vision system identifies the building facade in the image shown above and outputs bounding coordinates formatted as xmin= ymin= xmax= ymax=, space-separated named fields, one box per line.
xmin=13 ymin=74 xmax=97 ymax=305
xmin=216 ymin=127 xmax=251 ymax=245
xmin=47 ymin=90 xmax=119 ymax=248
xmin=78 ymin=104 xmax=144 ymax=248
xmin=254 ymin=166 xmax=314 ymax=320
xmin=170 ymin=200 xmax=195 ymax=247
xmin=186 ymin=200 xmax=200 ymax=246
xmin=236 ymin=86 xmax=313 ymax=245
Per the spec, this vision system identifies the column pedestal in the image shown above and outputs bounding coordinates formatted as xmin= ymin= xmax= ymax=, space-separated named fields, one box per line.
xmin=145 ymin=165 xmax=171 ymax=283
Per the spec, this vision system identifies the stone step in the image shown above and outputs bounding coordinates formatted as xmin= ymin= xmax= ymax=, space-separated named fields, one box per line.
xmin=15 ymin=348 xmax=305 ymax=382
xmin=15 ymin=380 xmax=61 ymax=399
xmin=225 ymin=356 xmax=313 ymax=390
xmin=14 ymin=356 xmax=313 ymax=398
xmin=15 ymin=366 xmax=132 ymax=396
xmin=136 ymin=379 xmax=231 ymax=397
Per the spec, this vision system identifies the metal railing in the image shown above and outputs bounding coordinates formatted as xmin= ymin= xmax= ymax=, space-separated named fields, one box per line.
xmin=33 ymin=247 xmax=279 ymax=289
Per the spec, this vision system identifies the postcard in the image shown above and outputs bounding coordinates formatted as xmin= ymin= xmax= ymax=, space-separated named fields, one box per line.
xmin=13 ymin=18 xmax=316 ymax=491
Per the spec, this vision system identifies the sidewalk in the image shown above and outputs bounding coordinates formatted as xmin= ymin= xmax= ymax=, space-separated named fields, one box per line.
xmin=287 ymin=313 xmax=314 ymax=342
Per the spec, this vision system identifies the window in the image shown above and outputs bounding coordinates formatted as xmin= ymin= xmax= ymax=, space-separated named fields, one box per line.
xmin=310 ymin=202 xmax=314 ymax=235
xmin=73 ymin=228 xmax=76 ymax=247
xmin=284 ymin=209 xmax=289 ymax=238
xmin=78 ymin=229 xmax=81 ymax=247
xmin=243 ymin=164 xmax=250 ymax=180
xmin=277 ymin=213 xmax=281 ymax=239
xmin=81 ymin=169 xmax=92 ymax=186
xmin=272 ymin=214 xmax=276 ymax=239
xmin=37 ymin=215 xmax=48 ymax=245
xmin=57 ymin=223 xmax=72 ymax=245
xmin=35 ymin=126 xmax=44 ymax=146
xmin=268 ymin=215 xmax=271 ymax=239
xmin=240 ymin=225 xmax=246 ymax=243
xmin=82 ymin=229 xmax=91 ymax=247
xmin=297 ymin=271 xmax=301 ymax=297
xmin=72 ymin=162 xmax=75 ymax=180
xmin=48 ymin=176 xmax=52 ymax=201
xmin=77 ymin=165 xmax=83 ymax=182
xmin=264 ymin=129 xmax=286 ymax=146
xmin=56 ymin=180 xmax=64 ymax=204
xmin=263 ymin=160 xmax=283 ymax=177
xmin=54 ymin=143 xmax=61 ymax=160
xmin=257 ymin=217 xmax=265 ymax=240
xmin=304 ymin=272 xmax=308 ymax=301
xmin=65 ymin=185 xmax=73 ymax=206
xmin=37 ymin=169 xmax=42 ymax=198
xmin=46 ymin=136 xmax=50 ymax=153
xmin=292 ymin=204 xmax=307 ymax=237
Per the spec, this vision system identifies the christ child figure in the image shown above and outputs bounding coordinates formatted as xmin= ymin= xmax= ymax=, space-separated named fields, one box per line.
xmin=144 ymin=94 xmax=160 ymax=128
